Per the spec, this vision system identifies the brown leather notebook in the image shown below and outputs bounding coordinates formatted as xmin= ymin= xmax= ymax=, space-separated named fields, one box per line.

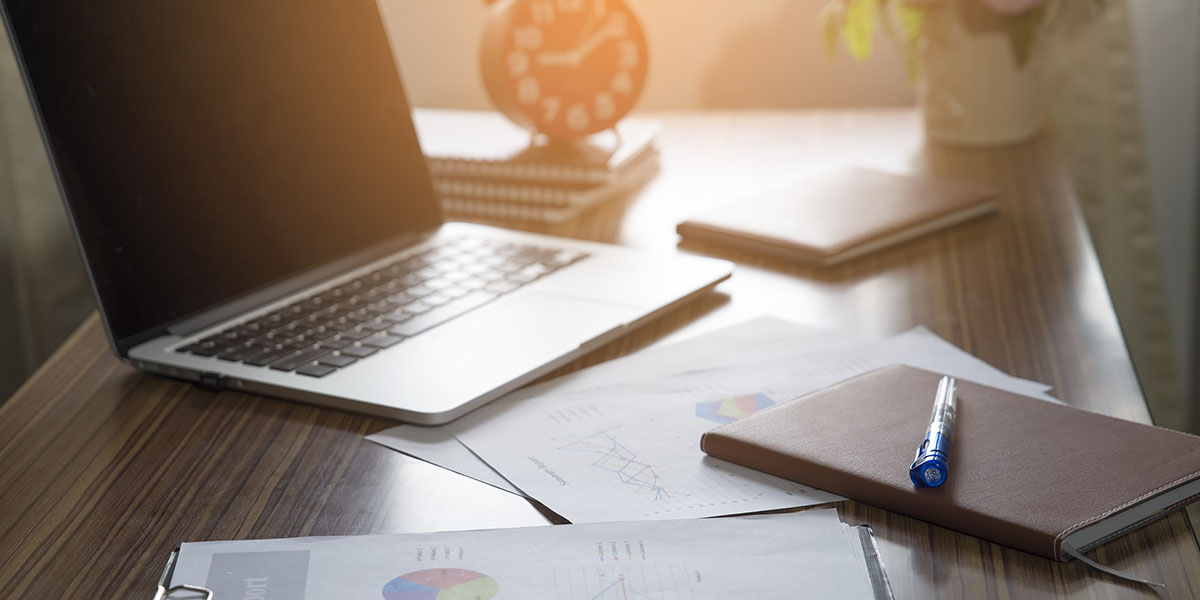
xmin=676 ymin=169 xmax=997 ymax=266
xmin=700 ymin=365 xmax=1200 ymax=560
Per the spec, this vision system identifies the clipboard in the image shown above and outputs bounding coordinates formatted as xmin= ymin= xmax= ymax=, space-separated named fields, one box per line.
xmin=153 ymin=549 xmax=213 ymax=600
xmin=150 ymin=524 xmax=894 ymax=600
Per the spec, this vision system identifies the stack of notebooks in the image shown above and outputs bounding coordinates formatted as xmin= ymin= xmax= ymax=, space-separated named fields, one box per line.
xmin=413 ymin=108 xmax=661 ymax=224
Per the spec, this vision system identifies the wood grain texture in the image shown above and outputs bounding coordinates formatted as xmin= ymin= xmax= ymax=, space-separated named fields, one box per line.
xmin=1 ymin=110 xmax=1196 ymax=599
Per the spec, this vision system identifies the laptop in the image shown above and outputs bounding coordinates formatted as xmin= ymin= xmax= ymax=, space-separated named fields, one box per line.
xmin=1 ymin=0 xmax=731 ymax=424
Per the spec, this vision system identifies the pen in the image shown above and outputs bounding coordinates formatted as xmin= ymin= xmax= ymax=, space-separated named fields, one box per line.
xmin=909 ymin=376 xmax=957 ymax=488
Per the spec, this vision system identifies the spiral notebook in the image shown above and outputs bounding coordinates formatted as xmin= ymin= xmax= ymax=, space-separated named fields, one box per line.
xmin=413 ymin=108 xmax=660 ymax=186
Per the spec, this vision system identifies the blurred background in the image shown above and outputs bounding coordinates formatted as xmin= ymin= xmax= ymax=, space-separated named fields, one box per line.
xmin=0 ymin=0 xmax=1195 ymax=430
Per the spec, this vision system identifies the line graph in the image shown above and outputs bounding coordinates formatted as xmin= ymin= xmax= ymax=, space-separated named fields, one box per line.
xmin=550 ymin=562 xmax=699 ymax=600
xmin=555 ymin=428 xmax=681 ymax=501
xmin=591 ymin=575 xmax=628 ymax=600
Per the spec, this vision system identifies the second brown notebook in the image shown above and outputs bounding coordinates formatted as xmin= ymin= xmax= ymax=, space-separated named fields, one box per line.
xmin=700 ymin=365 xmax=1200 ymax=561
xmin=676 ymin=168 xmax=997 ymax=266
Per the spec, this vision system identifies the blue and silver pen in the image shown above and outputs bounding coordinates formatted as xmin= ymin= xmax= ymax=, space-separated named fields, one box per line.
xmin=909 ymin=376 xmax=957 ymax=488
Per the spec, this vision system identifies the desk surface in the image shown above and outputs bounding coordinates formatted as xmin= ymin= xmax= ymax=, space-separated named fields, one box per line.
xmin=2 ymin=110 xmax=1197 ymax=599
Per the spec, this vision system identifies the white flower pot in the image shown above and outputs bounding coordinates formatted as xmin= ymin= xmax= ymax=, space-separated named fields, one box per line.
xmin=918 ymin=7 xmax=1044 ymax=146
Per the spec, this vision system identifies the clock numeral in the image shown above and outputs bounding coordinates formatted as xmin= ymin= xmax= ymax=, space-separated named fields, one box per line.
xmin=517 ymin=76 xmax=541 ymax=105
xmin=611 ymin=71 xmax=633 ymax=95
xmin=557 ymin=0 xmax=584 ymax=12
xmin=567 ymin=103 xmax=590 ymax=131
xmin=513 ymin=25 xmax=542 ymax=50
xmin=541 ymin=97 xmax=561 ymax=123
xmin=530 ymin=0 xmax=555 ymax=25
xmin=608 ymin=12 xmax=628 ymax=36
xmin=594 ymin=92 xmax=616 ymax=121
xmin=507 ymin=50 xmax=530 ymax=77
xmin=617 ymin=39 xmax=639 ymax=70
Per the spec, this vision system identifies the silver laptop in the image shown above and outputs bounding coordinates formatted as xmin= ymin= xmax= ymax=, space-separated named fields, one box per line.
xmin=1 ymin=0 xmax=730 ymax=424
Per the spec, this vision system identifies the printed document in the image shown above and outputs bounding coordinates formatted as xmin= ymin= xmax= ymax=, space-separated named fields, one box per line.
xmin=168 ymin=510 xmax=883 ymax=600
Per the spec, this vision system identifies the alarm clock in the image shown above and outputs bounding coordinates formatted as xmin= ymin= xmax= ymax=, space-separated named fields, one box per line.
xmin=481 ymin=0 xmax=648 ymax=139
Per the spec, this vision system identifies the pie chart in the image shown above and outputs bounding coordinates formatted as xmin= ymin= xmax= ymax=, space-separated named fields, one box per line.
xmin=382 ymin=568 xmax=498 ymax=600
xmin=695 ymin=393 xmax=775 ymax=424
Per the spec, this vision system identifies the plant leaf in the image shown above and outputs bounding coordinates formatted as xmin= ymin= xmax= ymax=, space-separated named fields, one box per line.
xmin=896 ymin=2 xmax=924 ymax=46
xmin=843 ymin=0 xmax=878 ymax=61
xmin=820 ymin=3 xmax=846 ymax=59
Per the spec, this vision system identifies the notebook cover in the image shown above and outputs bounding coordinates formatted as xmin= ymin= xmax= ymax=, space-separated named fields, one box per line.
xmin=413 ymin=108 xmax=659 ymax=185
xmin=676 ymin=169 xmax=997 ymax=266
xmin=700 ymin=365 xmax=1200 ymax=560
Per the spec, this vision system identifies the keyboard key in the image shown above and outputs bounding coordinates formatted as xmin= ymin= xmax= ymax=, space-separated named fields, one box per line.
xmin=319 ymin=354 xmax=358 ymax=368
xmin=423 ymin=293 xmax=451 ymax=307
xmin=441 ymin=286 xmax=469 ymax=299
xmin=363 ymin=334 xmax=403 ymax=349
xmin=404 ymin=300 xmax=433 ymax=315
xmin=296 ymin=364 xmax=337 ymax=378
xmin=269 ymin=346 xmax=333 ymax=371
xmin=485 ymin=280 xmax=520 ymax=295
xmin=244 ymin=345 xmax=293 ymax=366
xmin=339 ymin=344 xmax=379 ymax=359
xmin=216 ymin=343 xmax=261 ymax=362
xmin=340 ymin=327 xmax=373 ymax=341
xmin=388 ymin=292 xmax=496 ymax=337
xmin=188 ymin=341 xmax=223 ymax=357
xmin=361 ymin=318 xmax=394 ymax=332
xmin=320 ymin=336 xmax=353 ymax=350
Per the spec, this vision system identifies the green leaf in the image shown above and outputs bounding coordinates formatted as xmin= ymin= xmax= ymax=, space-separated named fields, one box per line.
xmin=896 ymin=2 xmax=924 ymax=46
xmin=820 ymin=3 xmax=846 ymax=59
xmin=843 ymin=0 xmax=879 ymax=61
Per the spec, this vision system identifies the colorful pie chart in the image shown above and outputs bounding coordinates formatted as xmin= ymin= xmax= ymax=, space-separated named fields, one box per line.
xmin=695 ymin=393 xmax=776 ymax=424
xmin=382 ymin=568 xmax=498 ymax=600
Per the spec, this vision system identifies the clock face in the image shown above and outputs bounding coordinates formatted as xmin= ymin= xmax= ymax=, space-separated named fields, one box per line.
xmin=482 ymin=0 xmax=648 ymax=139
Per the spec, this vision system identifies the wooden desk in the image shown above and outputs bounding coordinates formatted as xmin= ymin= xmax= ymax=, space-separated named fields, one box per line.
xmin=1 ymin=111 xmax=1196 ymax=599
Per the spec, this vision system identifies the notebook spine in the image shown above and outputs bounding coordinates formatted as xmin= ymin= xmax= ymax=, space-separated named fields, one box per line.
xmin=432 ymin=179 xmax=582 ymax=208
xmin=428 ymin=159 xmax=607 ymax=186
xmin=440 ymin=196 xmax=578 ymax=224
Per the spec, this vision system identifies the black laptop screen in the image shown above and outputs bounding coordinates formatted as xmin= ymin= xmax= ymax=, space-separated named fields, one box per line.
xmin=1 ymin=0 xmax=441 ymax=353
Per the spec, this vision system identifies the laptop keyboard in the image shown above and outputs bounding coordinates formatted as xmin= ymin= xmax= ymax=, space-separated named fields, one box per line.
xmin=177 ymin=236 xmax=589 ymax=377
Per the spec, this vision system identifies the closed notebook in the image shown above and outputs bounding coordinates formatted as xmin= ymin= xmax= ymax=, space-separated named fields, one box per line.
xmin=677 ymin=169 xmax=997 ymax=266
xmin=700 ymin=365 xmax=1200 ymax=561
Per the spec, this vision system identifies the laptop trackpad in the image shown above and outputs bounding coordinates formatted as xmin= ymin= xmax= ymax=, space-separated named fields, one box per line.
xmin=351 ymin=291 xmax=640 ymax=415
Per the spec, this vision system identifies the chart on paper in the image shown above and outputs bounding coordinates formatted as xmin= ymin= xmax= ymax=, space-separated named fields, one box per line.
xmin=548 ymin=562 xmax=700 ymax=600
xmin=458 ymin=384 xmax=846 ymax=523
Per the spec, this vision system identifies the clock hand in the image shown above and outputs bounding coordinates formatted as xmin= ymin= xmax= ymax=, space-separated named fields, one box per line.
xmin=536 ymin=14 xmax=625 ymax=68
xmin=536 ymin=51 xmax=577 ymax=67
xmin=567 ymin=17 xmax=624 ymax=64
xmin=535 ymin=27 xmax=610 ymax=67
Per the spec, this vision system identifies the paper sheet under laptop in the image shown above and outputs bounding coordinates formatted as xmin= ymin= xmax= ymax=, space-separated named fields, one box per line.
xmin=168 ymin=510 xmax=885 ymax=600
xmin=369 ymin=318 xmax=1054 ymax=520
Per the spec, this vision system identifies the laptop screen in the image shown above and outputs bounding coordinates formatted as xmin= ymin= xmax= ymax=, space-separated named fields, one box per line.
xmin=1 ymin=0 xmax=441 ymax=353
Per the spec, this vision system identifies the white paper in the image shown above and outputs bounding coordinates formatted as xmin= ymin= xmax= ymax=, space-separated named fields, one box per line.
xmin=369 ymin=318 xmax=1056 ymax=498
xmin=169 ymin=510 xmax=878 ymax=600
xmin=451 ymin=330 xmax=1057 ymax=524
xmin=367 ymin=425 xmax=523 ymax=495
xmin=367 ymin=317 xmax=866 ymax=495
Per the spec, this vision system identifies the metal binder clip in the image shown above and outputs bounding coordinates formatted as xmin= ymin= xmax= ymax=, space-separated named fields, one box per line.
xmin=153 ymin=550 xmax=214 ymax=600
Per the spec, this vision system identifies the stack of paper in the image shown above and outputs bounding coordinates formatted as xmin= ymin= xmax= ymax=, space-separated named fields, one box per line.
xmin=368 ymin=317 xmax=1054 ymax=523
xmin=166 ymin=510 xmax=889 ymax=599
